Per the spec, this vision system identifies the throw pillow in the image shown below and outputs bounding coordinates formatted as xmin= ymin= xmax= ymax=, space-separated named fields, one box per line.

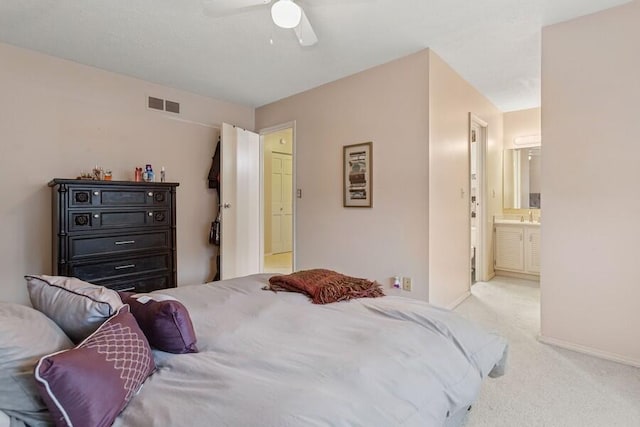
xmin=0 ymin=302 xmax=73 ymax=426
xmin=120 ymin=292 xmax=198 ymax=354
xmin=35 ymin=305 xmax=155 ymax=427
xmin=25 ymin=275 xmax=123 ymax=342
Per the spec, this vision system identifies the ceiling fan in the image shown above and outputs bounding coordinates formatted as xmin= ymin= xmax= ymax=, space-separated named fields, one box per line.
xmin=203 ymin=0 xmax=319 ymax=47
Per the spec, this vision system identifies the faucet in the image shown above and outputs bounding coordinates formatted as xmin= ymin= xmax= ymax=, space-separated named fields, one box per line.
xmin=528 ymin=210 xmax=533 ymax=222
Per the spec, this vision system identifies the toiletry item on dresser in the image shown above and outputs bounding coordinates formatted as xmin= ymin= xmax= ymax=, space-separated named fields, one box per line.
xmin=143 ymin=164 xmax=154 ymax=182
xmin=134 ymin=167 xmax=143 ymax=182
xmin=160 ymin=166 xmax=166 ymax=183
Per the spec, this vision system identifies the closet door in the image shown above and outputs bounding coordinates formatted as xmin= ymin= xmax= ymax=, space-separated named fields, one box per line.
xmin=220 ymin=123 xmax=260 ymax=280
xmin=271 ymin=152 xmax=293 ymax=254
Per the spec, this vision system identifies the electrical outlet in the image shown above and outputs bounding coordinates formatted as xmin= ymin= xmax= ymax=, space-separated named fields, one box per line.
xmin=402 ymin=277 xmax=412 ymax=292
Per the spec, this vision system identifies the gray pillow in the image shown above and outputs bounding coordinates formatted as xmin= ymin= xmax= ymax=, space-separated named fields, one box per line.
xmin=25 ymin=275 xmax=123 ymax=342
xmin=0 ymin=302 xmax=73 ymax=426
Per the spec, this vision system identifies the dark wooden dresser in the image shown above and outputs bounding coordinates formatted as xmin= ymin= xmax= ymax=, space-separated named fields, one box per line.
xmin=49 ymin=179 xmax=179 ymax=293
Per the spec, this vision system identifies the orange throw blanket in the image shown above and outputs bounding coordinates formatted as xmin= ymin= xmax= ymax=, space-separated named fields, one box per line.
xmin=265 ymin=269 xmax=384 ymax=304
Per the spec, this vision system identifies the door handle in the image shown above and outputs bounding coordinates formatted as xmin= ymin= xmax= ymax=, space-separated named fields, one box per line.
xmin=223 ymin=203 xmax=231 ymax=208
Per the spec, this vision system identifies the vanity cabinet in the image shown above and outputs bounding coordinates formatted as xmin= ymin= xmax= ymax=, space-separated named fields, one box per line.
xmin=494 ymin=222 xmax=540 ymax=277
xmin=48 ymin=179 xmax=179 ymax=292
xmin=524 ymin=227 xmax=541 ymax=274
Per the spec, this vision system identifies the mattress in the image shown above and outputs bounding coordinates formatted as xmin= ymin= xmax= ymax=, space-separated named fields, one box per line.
xmin=113 ymin=274 xmax=507 ymax=426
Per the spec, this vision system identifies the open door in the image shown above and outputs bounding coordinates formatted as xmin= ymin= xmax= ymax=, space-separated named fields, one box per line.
xmin=469 ymin=113 xmax=487 ymax=284
xmin=220 ymin=123 xmax=261 ymax=279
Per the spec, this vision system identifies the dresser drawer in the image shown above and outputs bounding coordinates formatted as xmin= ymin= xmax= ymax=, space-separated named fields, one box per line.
xmin=68 ymin=208 xmax=169 ymax=231
xmin=100 ymin=274 xmax=172 ymax=293
xmin=70 ymin=253 xmax=170 ymax=282
xmin=69 ymin=231 xmax=170 ymax=259
xmin=69 ymin=187 xmax=170 ymax=208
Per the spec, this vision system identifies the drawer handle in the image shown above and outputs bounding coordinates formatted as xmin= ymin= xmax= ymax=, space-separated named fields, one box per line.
xmin=93 ymin=191 xmax=99 ymax=196
xmin=93 ymin=214 xmax=100 ymax=218
xmin=114 ymin=240 xmax=135 ymax=245
xmin=148 ymin=192 xmax=153 ymax=197
xmin=148 ymin=212 xmax=153 ymax=216
xmin=119 ymin=286 xmax=136 ymax=292
xmin=114 ymin=264 xmax=136 ymax=270
xmin=75 ymin=192 xmax=89 ymax=203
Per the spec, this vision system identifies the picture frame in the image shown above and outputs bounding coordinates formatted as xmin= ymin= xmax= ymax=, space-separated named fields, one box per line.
xmin=343 ymin=142 xmax=372 ymax=208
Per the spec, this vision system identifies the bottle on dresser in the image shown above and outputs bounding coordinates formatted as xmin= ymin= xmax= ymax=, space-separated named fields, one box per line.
xmin=143 ymin=164 xmax=154 ymax=182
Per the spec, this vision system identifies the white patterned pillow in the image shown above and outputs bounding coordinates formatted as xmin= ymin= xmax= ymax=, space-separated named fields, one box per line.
xmin=34 ymin=305 xmax=155 ymax=427
xmin=25 ymin=275 xmax=123 ymax=342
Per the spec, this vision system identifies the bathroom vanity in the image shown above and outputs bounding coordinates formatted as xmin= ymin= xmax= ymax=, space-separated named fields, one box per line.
xmin=494 ymin=219 xmax=540 ymax=278
xmin=496 ymin=143 xmax=542 ymax=279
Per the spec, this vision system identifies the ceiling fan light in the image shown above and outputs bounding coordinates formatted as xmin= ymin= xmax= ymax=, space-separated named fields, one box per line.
xmin=271 ymin=0 xmax=302 ymax=29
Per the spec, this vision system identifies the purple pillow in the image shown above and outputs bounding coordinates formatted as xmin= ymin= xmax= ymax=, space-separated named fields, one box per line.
xmin=120 ymin=292 xmax=198 ymax=354
xmin=34 ymin=305 xmax=155 ymax=427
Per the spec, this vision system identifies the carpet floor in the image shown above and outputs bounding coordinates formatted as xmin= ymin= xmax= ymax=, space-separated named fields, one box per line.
xmin=454 ymin=276 xmax=640 ymax=427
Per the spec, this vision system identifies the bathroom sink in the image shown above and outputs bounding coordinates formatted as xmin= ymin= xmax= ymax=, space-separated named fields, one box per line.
xmin=494 ymin=218 xmax=540 ymax=225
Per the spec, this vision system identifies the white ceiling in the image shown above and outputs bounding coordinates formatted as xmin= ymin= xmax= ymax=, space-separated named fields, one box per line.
xmin=0 ymin=0 xmax=630 ymax=111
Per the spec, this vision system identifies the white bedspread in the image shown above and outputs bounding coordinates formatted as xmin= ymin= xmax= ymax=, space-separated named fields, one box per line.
xmin=114 ymin=274 xmax=507 ymax=427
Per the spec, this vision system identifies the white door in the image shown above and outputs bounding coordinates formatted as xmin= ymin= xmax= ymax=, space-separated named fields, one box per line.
xmin=469 ymin=114 xmax=487 ymax=282
xmin=271 ymin=153 xmax=293 ymax=254
xmin=220 ymin=123 xmax=260 ymax=280
xmin=282 ymin=155 xmax=293 ymax=252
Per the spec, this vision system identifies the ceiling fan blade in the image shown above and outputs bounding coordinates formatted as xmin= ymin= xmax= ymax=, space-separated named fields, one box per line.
xmin=293 ymin=7 xmax=318 ymax=47
xmin=202 ymin=0 xmax=271 ymax=17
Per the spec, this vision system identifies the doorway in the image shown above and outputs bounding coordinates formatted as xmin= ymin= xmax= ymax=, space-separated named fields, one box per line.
xmin=261 ymin=125 xmax=295 ymax=274
xmin=469 ymin=114 xmax=487 ymax=284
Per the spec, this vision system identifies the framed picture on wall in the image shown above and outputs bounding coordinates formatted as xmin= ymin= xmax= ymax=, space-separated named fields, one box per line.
xmin=343 ymin=142 xmax=372 ymax=208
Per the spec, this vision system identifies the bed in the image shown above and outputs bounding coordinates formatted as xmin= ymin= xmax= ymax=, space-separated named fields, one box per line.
xmin=3 ymin=273 xmax=507 ymax=427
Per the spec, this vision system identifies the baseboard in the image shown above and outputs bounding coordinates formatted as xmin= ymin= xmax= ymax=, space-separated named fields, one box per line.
xmin=446 ymin=291 xmax=471 ymax=310
xmin=495 ymin=270 xmax=539 ymax=281
xmin=537 ymin=334 xmax=640 ymax=368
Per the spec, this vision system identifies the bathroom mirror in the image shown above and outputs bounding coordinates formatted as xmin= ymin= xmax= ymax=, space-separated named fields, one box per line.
xmin=503 ymin=147 xmax=541 ymax=209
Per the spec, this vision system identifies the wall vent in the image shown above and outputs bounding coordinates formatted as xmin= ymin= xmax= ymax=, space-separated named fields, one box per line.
xmin=148 ymin=96 xmax=164 ymax=111
xmin=147 ymin=96 xmax=180 ymax=114
xmin=165 ymin=100 xmax=180 ymax=114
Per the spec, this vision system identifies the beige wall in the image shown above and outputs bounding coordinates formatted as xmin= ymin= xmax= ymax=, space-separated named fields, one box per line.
xmin=257 ymin=51 xmax=431 ymax=301
xmin=0 ymin=42 xmax=254 ymax=304
xmin=0 ymin=41 xmax=504 ymax=311
xmin=256 ymin=49 xmax=504 ymax=307
xmin=541 ymin=1 xmax=640 ymax=365
xmin=503 ymin=108 xmax=541 ymax=150
xmin=427 ymin=51 xmax=504 ymax=306
xmin=263 ymin=128 xmax=293 ymax=254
